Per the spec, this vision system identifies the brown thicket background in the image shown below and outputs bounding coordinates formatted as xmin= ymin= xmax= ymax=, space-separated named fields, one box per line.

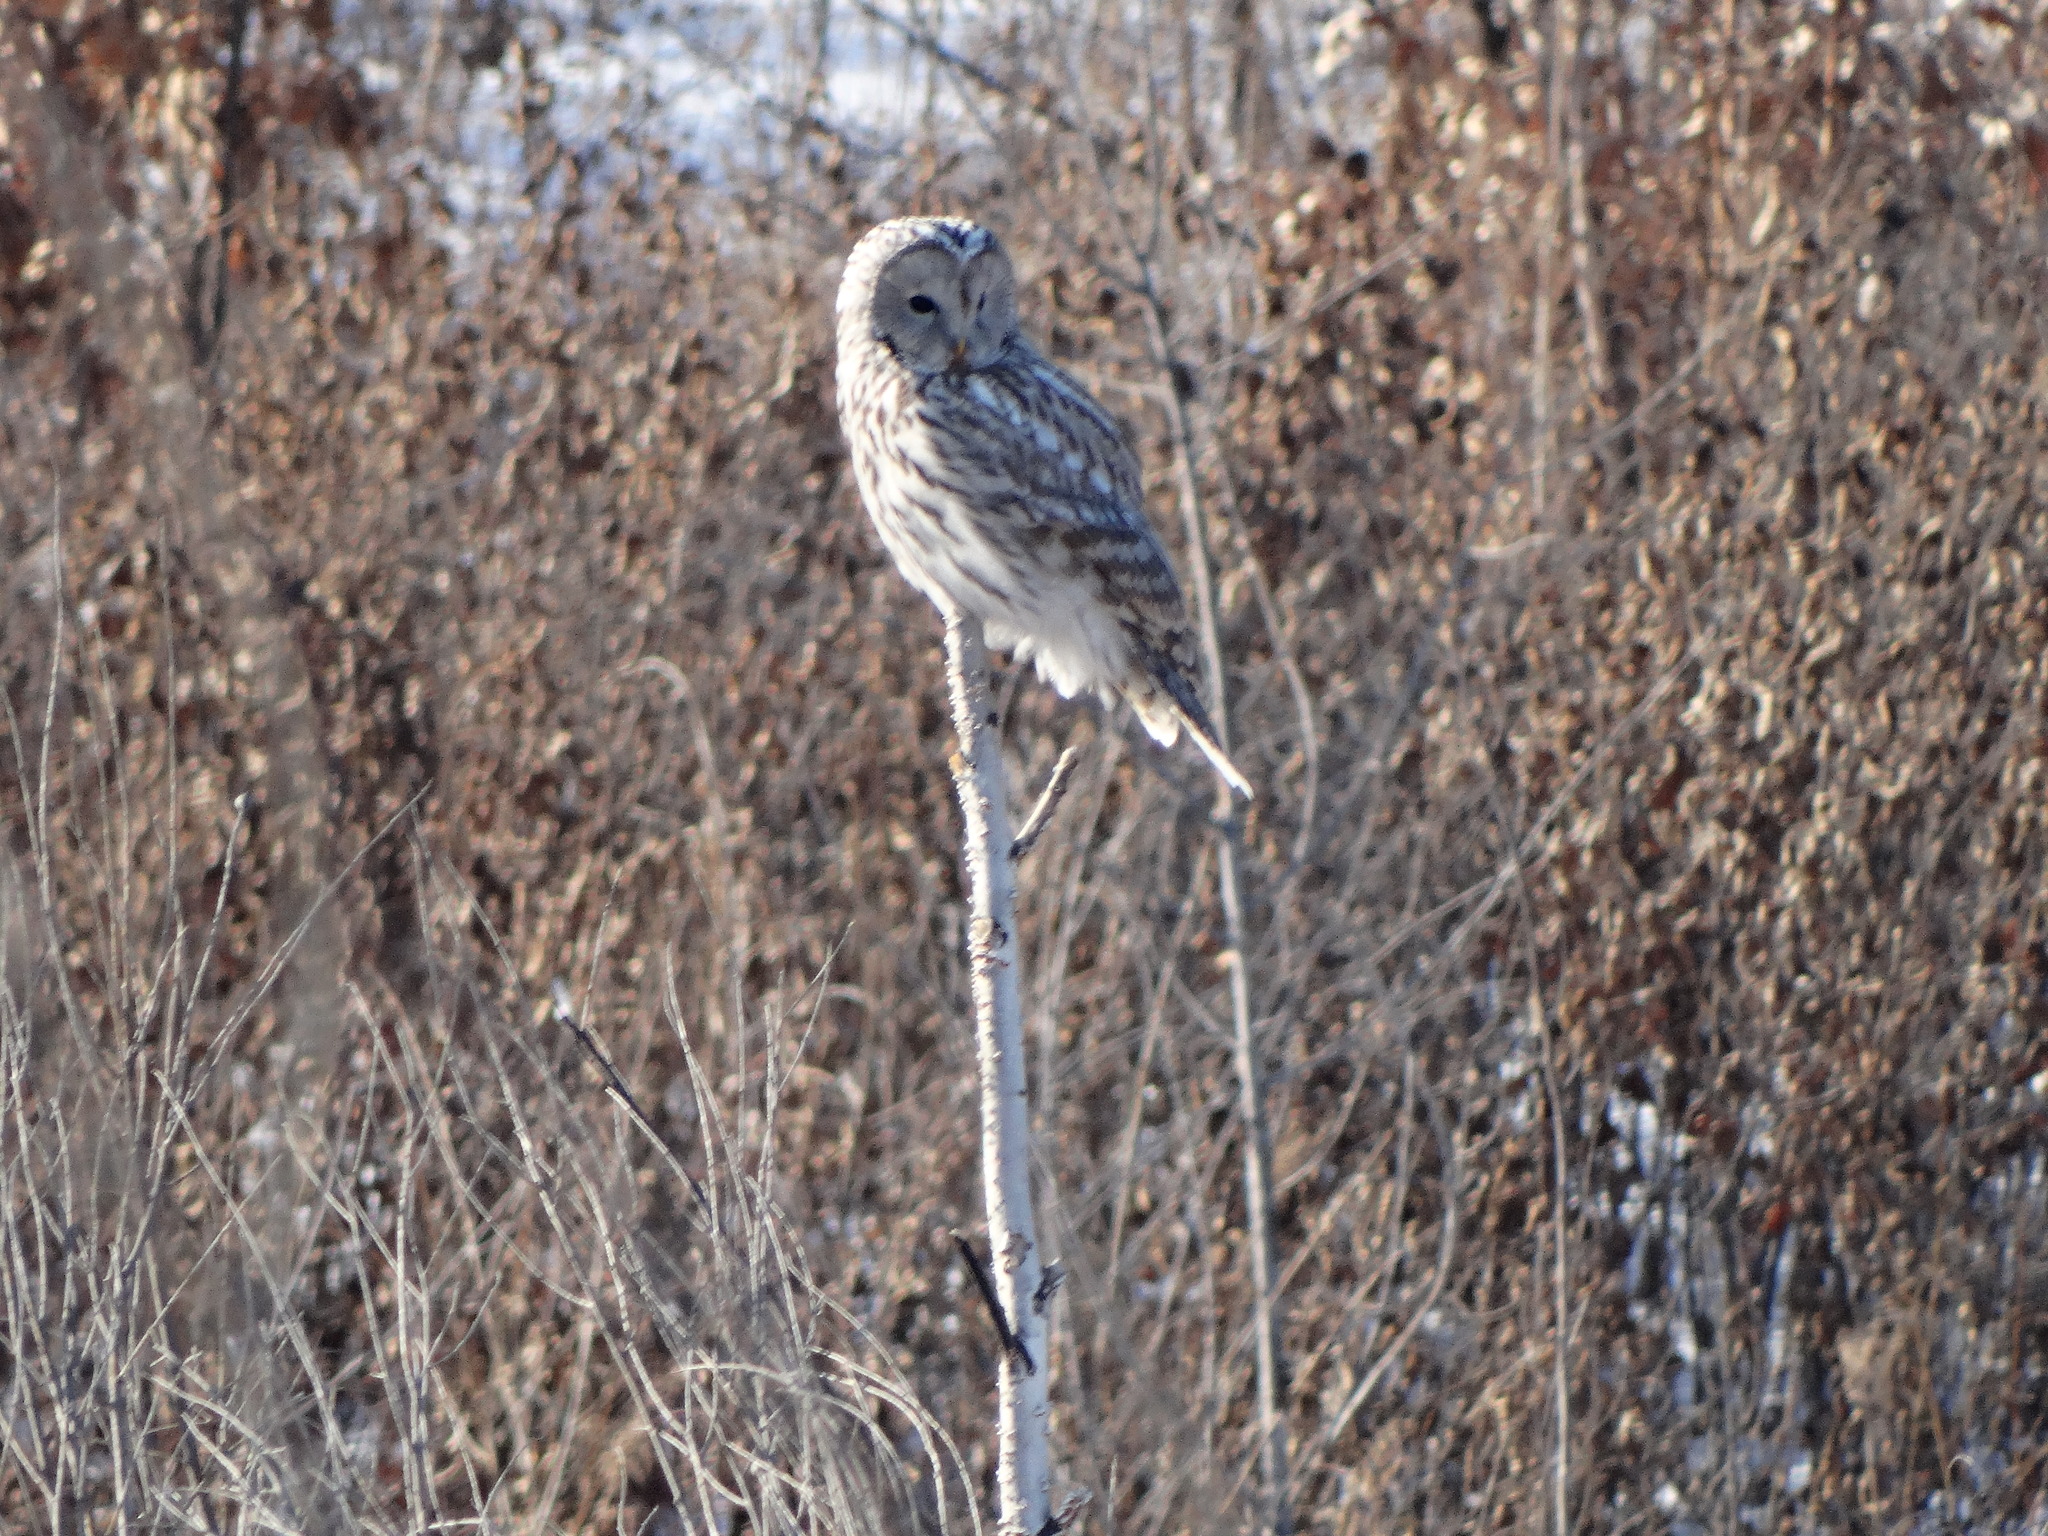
xmin=4 ymin=1 xmax=2047 ymax=1532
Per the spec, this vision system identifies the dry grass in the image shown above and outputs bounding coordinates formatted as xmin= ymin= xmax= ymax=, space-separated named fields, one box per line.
xmin=5 ymin=0 xmax=2048 ymax=1531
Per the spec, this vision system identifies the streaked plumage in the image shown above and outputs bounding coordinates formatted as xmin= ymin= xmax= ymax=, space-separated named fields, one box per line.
xmin=834 ymin=215 xmax=1252 ymax=798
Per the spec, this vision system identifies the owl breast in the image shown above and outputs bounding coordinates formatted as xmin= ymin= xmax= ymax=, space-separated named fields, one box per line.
xmin=838 ymin=350 xmax=1134 ymax=703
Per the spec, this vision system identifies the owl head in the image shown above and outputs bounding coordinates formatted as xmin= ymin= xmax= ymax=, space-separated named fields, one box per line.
xmin=837 ymin=217 xmax=1020 ymax=377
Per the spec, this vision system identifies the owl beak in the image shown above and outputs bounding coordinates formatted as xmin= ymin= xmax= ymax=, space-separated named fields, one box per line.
xmin=950 ymin=338 xmax=969 ymax=371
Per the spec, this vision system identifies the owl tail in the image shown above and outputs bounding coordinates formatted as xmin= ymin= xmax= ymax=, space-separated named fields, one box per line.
xmin=1127 ymin=677 xmax=1255 ymax=800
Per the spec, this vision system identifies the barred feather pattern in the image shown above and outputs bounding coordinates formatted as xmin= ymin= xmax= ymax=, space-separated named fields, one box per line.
xmin=834 ymin=216 xmax=1252 ymax=798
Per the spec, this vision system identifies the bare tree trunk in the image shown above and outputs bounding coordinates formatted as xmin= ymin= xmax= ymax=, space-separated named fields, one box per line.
xmin=942 ymin=611 xmax=1052 ymax=1535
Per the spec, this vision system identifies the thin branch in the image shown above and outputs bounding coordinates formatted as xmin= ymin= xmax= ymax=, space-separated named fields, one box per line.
xmin=1040 ymin=1488 xmax=1092 ymax=1536
xmin=954 ymin=1232 xmax=1035 ymax=1373
xmin=1009 ymin=747 xmax=1082 ymax=863
xmin=1303 ymin=1086 xmax=1462 ymax=1466
xmin=1535 ymin=987 xmax=1574 ymax=1536
xmin=549 ymin=979 xmax=714 ymax=1225
xmin=850 ymin=0 xmax=1083 ymax=138
xmin=1532 ymin=0 xmax=1567 ymax=532
xmin=1130 ymin=268 xmax=1291 ymax=1535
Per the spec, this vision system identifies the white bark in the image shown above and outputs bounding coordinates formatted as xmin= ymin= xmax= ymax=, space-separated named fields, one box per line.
xmin=942 ymin=610 xmax=1052 ymax=1536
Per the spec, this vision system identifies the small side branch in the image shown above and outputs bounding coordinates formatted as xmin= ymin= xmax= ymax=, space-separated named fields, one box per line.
xmin=1037 ymin=1490 xmax=1093 ymax=1536
xmin=1010 ymin=746 xmax=1082 ymax=863
xmin=953 ymin=1231 xmax=1036 ymax=1373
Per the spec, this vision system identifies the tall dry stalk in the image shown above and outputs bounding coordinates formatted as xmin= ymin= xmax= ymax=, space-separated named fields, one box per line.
xmin=1152 ymin=325 xmax=1290 ymax=1536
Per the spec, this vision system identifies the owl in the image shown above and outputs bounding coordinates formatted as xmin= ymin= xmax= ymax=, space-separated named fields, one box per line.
xmin=834 ymin=216 xmax=1253 ymax=799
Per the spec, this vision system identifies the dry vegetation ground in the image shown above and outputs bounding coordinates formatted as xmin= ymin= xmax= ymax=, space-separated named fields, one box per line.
xmin=4 ymin=1 xmax=2048 ymax=1532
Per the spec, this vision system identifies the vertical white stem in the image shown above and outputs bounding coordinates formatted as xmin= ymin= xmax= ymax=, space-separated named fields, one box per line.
xmin=943 ymin=611 xmax=1051 ymax=1536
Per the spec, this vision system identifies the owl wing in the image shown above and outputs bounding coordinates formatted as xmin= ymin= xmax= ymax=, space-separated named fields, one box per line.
xmin=924 ymin=352 xmax=1182 ymax=613
xmin=968 ymin=351 xmax=1149 ymax=514
xmin=920 ymin=351 xmax=1248 ymax=793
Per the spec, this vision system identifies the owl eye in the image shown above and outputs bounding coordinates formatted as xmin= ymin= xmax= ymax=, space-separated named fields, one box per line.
xmin=907 ymin=295 xmax=938 ymax=314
